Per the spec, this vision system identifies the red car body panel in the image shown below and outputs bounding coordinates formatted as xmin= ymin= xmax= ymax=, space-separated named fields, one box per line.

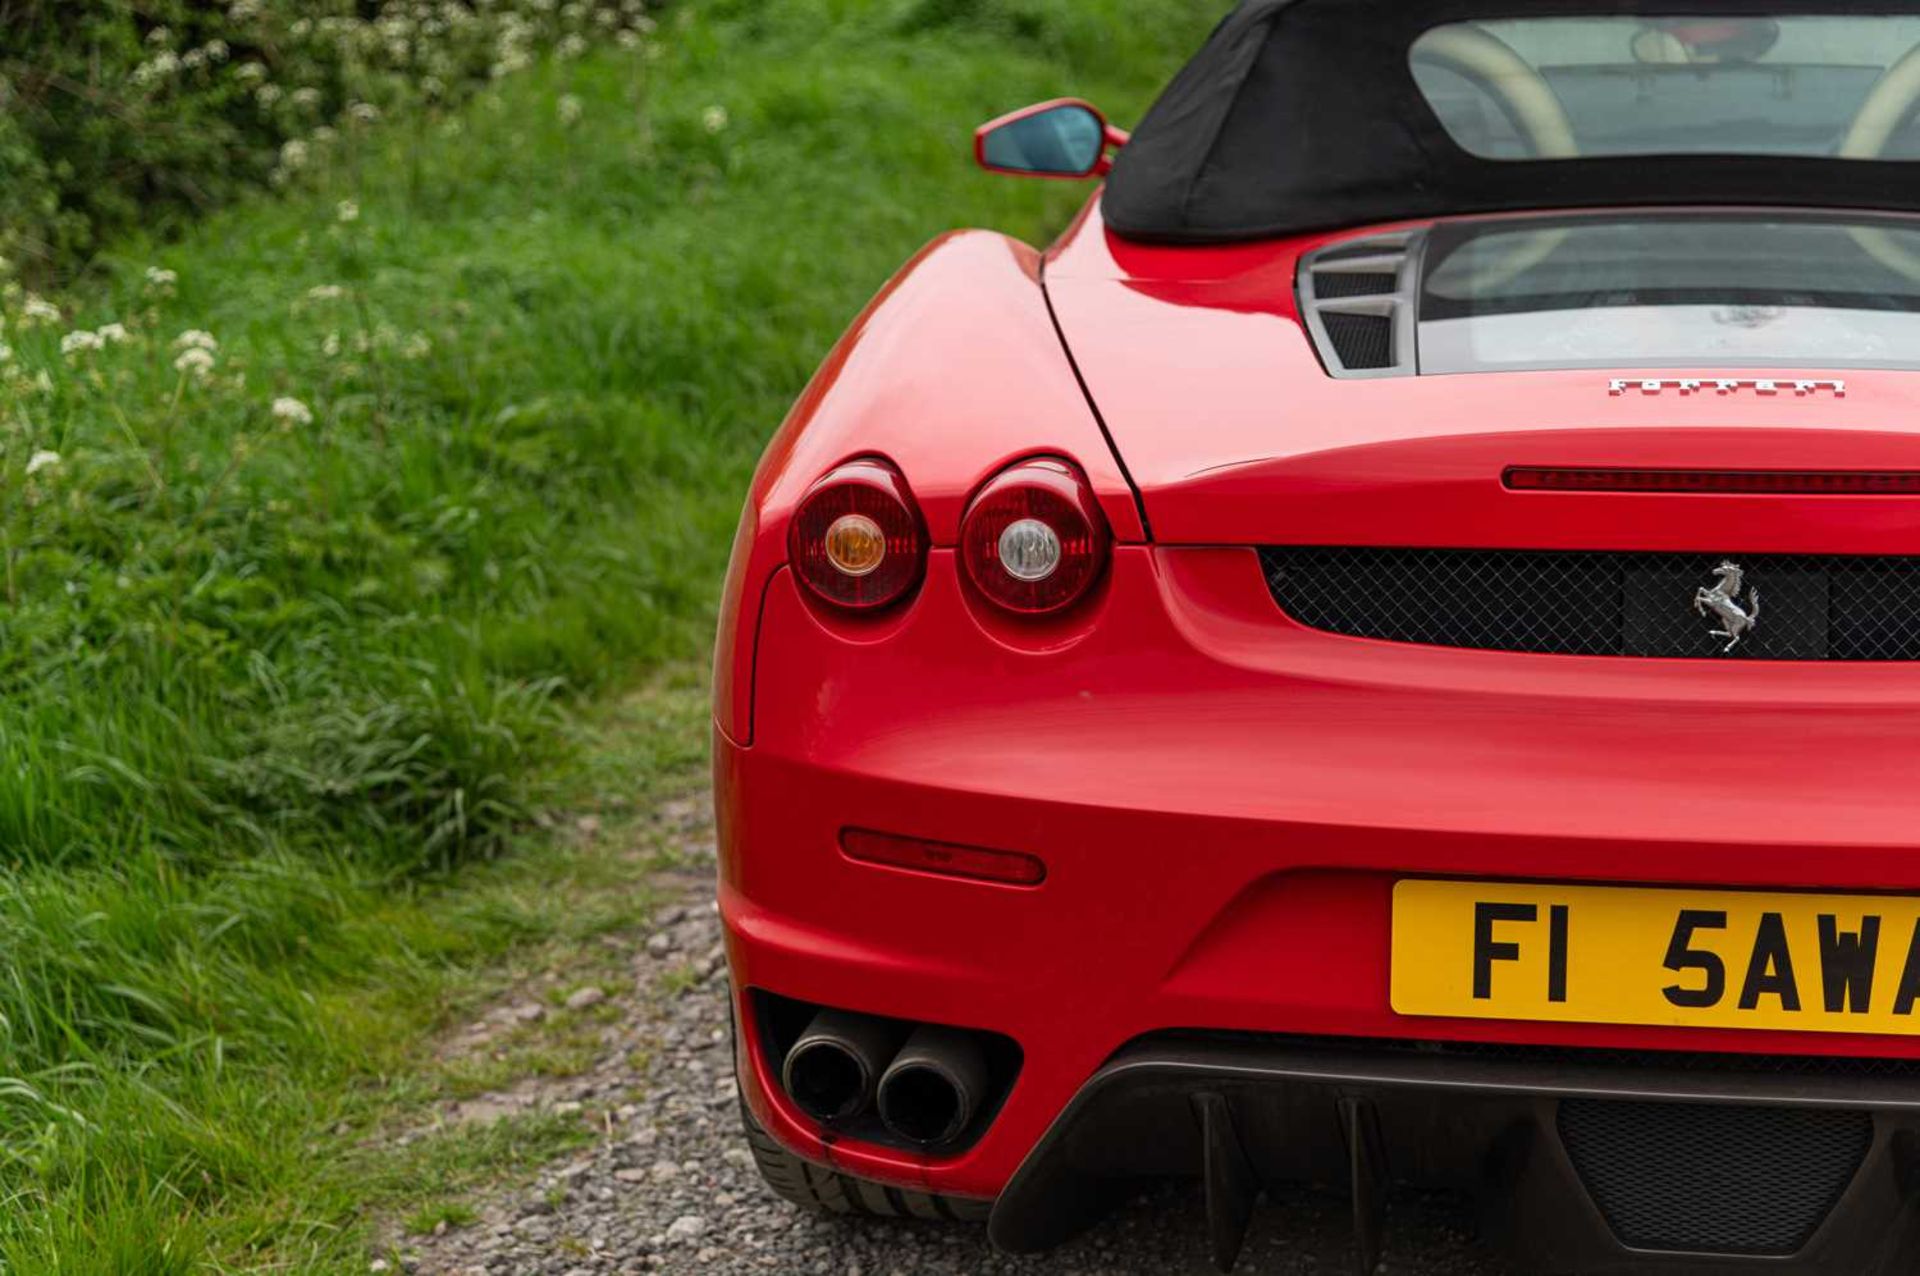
xmin=1046 ymin=202 xmax=1920 ymax=551
xmin=711 ymin=229 xmax=1141 ymax=744
xmin=721 ymin=538 xmax=1920 ymax=1201
xmin=715 ymin=188 xmax=1920 ymax=1231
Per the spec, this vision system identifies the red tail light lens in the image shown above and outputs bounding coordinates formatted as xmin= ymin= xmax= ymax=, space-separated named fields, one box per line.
xmin=789 ymin=460 xmax=926 ymax=610
xmin=960 ymin=458 xmax=1109 ymax=614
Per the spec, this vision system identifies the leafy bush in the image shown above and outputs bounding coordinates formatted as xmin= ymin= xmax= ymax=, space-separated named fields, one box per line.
xmin=0 ymin=0 xmax=663 ymax=280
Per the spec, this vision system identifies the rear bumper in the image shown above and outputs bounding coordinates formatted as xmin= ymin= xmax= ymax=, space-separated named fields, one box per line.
xmin=717 ymin=545 xmax=1920 ymax=1256
xmin=990 ymin=1034 xmax=1920 ymax=1274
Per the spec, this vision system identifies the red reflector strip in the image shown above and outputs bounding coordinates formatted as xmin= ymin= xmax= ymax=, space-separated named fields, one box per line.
xmin=1505 ymin=467 xmax=1920 ymax=495
xmin=839 ymin=829 xmax=1046 ymax=887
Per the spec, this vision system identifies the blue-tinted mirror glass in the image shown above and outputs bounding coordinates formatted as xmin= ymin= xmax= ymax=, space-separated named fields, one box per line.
xmin=982 ymin=106 xmax=1103 ymax=175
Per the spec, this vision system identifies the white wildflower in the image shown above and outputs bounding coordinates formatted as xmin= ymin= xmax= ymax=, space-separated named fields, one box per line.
xmin=235 ymin=62 xmax=267 ymax=85
xmin=173 ymin=347 xmax=216 ymax=378
xmin=347 ymin=101 xmax=380 ymax=124
xmin=615 ymin=28 xmax=641 ymax=49
xmin=25 ymin=451 xmax=60 ymax=477
xmin=255 ymin=83 xmax=283 ymax=107
xmin=180 ymin=48 xmax=207 ymax=72
xmin=557 ymin=94 xmax=583 ymax=126
xmin=280 ymin=138 xmax=309 ymax=170
xmin=203 ymin=39 xmax=229 ymax=62
xmin=311 ymin=126 xmax=337 ymax=146
xmin=144 ymin=266 xmax=177 ymax=295
xmin=702 ymin=104 xmax=730 ymax=134
xmin=0 ymin=344 xmax=11 ymax=364
xmin=321 ymin=330 xmax=341 ymax=357
xmin=172 ymin=329 xmax=218 ymax=352
xmin=19 ymin=295 xmax=60 ymax=326
xmin=132 ymin=51 xmax=181 ymax=85
xmin=146 ymin=26 xmax=172 ymax=45
xmin=557 ymin=33 xmax=588 ymax=58
xmin=94 ymin=322 xmax=129 ymax=344
xmin=306 ymin=284 xmax=347 ymax=302
xmin=289 ymin=17 xmax=312 ymax=37
xmin=400 ymin=332 xmax=432 ymax=360
xmin=291 ymin=86 xmax=322 ymax=112
xmin=271 ymin=396 xmax=314 ymax=427
xmin=229 ymin=0 xmax=263 ymax=19
xmin=60 ymin=330 xmax=103 ymax=358
xmin=335 ymin=200 xmax=360 ymax=223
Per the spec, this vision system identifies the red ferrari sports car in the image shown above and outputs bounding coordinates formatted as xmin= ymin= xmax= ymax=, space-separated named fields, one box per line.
xmin=714 ymin=2 xmax=1920 ymax=1270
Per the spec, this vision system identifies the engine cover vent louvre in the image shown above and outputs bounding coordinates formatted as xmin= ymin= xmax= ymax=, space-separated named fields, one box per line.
xmin=1321 ymin=312 xmax=1394 ymax=369
xmin=1311 ymin=271 xmax=1398 ymax=299
xmin=1298 ymin=232 xmax=1422 ymax=379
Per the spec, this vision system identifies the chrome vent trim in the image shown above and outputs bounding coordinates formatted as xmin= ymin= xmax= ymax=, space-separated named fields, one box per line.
xmin=1298 ymin=231 xmax=1423 ymax=379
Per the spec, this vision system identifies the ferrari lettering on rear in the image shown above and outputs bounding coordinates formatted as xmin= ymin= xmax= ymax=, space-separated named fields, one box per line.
xmin=1606 ymin=377 xmax=1848 ymax=396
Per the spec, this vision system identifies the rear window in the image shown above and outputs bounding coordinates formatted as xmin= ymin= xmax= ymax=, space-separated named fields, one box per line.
xmin=1412 ymin=15 xmax=1920 ymax=160
xmin=1418 ymin=214 xmax=1920 ymax=373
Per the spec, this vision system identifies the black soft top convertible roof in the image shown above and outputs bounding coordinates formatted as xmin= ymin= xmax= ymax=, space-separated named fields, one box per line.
xmin=1102 ymin=0 xmax=1920 ymax=242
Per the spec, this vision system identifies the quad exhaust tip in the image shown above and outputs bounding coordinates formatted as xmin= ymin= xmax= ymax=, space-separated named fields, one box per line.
xmin=877 ymin=1024 xmax=988 ymax=1146
xmin=765 ymin=994 xmax=1015 ymax=1150
xmin=780 ymin=1010 xmax=901 ymax=1124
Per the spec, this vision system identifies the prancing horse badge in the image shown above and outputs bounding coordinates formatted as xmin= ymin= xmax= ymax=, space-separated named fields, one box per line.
xmin=1694 ymin=562 xmax=1759 ymax=653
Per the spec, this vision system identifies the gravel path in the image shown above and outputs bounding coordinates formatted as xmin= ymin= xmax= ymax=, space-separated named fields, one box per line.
xmin=386 ymin=807 xmax=1506 ymax=1276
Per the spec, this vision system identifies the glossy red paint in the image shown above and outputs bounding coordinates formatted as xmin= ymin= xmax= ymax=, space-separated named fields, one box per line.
xmin=710 ymin=229 xmax=1142 ymax=744
xmin=714 ymin=191 xmax=1920 ymax=1206
xmin=1045 ymin=200 xmax=1920 ymax=551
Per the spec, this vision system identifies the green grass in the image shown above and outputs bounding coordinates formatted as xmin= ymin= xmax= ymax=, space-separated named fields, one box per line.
xmin=0 ymin=0 xmax=1222 ymax=1268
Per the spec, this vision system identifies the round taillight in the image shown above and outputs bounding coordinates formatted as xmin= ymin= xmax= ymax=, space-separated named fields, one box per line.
xmin=960 ymin=458 xmax=1109 ymax=614
xmin=788 ymin=460 xmax=926 ymax=610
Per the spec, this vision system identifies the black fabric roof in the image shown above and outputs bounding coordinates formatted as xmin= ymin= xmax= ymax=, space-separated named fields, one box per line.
xmin=1102 ymin=0 xmax=1920 ymax=242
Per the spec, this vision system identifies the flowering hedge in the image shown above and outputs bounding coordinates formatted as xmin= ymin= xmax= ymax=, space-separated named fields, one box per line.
xmin=0 ymin=0 xmax=661 ymax=280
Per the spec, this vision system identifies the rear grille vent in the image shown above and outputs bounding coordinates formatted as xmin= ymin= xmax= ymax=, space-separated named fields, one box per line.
xmin=1298 ymin=232 xmax=1421 ymax=378
xmin=1260 ymin=546 xmax=1920 ymax=660
xmin=1320 ymin=312 xmax=1394 ymax=369
xmin=1558 ymin=1100 xmax=1869 ymax=1255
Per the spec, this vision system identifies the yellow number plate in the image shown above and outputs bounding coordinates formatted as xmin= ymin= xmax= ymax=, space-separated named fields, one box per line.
xmin=1391 ymin=879 xmax=1920 ymax=1035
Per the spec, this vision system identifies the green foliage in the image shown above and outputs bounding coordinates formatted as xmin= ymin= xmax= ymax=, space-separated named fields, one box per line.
xmin=0 ymin=0 xmax=664 ymax=281
xmin=0 ymin=0 xmax=1222 ymax=1268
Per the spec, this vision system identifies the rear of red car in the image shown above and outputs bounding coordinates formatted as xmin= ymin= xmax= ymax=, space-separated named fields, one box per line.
xmin=717 ymin=3 xmax=1920 ymax=1271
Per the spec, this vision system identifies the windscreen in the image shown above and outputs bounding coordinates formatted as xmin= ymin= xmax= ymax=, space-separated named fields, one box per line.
xmin=1412 ymin=16 xmax=1920 ymax=159
xmin=1418 ymin=214 xmax=1920 ymax=372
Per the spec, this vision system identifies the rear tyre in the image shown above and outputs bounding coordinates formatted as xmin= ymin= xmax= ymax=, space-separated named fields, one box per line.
xmin=738 ymin=1098 xmax=991 ymax=1222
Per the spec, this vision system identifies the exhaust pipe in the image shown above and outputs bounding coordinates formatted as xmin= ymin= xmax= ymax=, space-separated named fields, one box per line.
xmin=781 ymin=1010 xmax=900 ymax=1124
xmin=877 ymin=1025 xmax=988 ymax=1146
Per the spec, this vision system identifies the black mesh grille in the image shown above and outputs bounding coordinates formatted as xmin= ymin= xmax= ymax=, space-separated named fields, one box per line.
xmin=1311 ymin=271 xmax=1397 ymax=298
xmin=1314 ymin=241 xmax=1397 ymax=262
xmin=1261 ymin=546 xmax=1920 ymax=660
xmin=1559 ymin=1100 xmax=1870 ymax=1255
xmin=1320 ymin=311 xmax=1393 ymax=369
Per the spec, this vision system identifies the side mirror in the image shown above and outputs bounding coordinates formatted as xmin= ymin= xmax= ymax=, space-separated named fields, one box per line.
xmin=974 ymin=99 xmax=1126 ymax=179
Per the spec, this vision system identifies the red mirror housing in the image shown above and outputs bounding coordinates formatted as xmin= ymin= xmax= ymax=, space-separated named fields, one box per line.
xmin=974 ymin=98 xmax=1127 ymax=179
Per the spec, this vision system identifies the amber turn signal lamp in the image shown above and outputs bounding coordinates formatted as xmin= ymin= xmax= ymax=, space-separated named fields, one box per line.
xmin=840 ymin=829 xmax=1046 ymax=887
xmin=789 ymin=459 xmax=927 ymax=610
